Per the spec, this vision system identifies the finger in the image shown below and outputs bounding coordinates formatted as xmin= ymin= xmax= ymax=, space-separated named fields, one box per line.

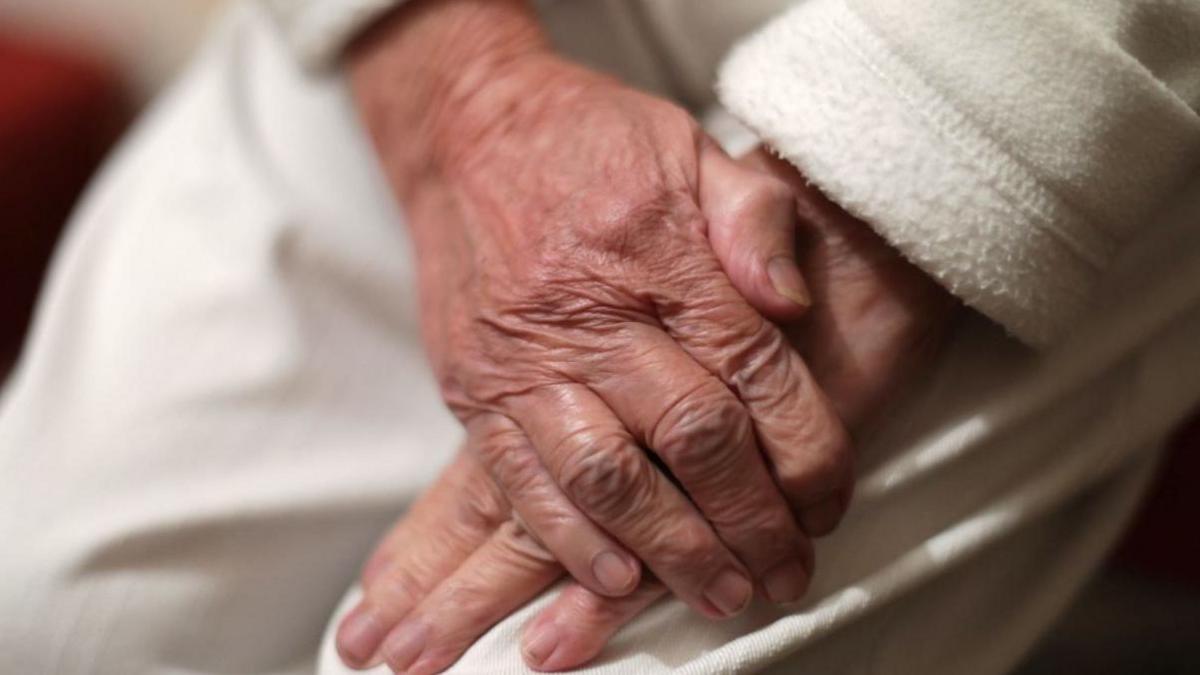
xmin=336 ymin=454 xmax=506 ymax=669
xmin=739 ymin=147 xmax=954 ymax=433
xmin=581 ymin=322 xmax=814 ymax=603
xmin=378 ymin=521 xmax=564 ymax=675
xmin=522 ymin=580 xmax=668 ymax=671
xmin=734 ymin=144 xmax=786 ymax=175
xmin=467 ymin=412 xmax=642 ymax=598
xmin=508 ymin=383 xmax=754 ymax=619
xmin=699 ymin=138 xmax=810 ymax=322
xmin=652 ymin=235 xmax=856 ymax=536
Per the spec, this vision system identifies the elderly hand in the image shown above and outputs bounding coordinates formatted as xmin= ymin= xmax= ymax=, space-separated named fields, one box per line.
xmin=334 ymin=148 xmax=957 ymax=674
xmin=347 ymin=0 xmax=853 ymax=648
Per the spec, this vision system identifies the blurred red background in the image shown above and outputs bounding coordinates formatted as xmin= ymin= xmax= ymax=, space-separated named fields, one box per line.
xmin=0 ymin=35 xmax=129 ymax=373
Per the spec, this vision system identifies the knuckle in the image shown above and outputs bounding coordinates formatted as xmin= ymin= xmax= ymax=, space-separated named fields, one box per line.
xmin=654 ymin=387 xmax=752 ymax=478
xmin=735 ymin=501 xmax=797 ymax=540
xmin=439 ymin=577 xmax=491 ymax=618
xmin=657 ymin=98 xmax=700 ymax=129
xmin=759 ymin=177 xmax=797 ymax=214
xmin=760 ymin=176 xmax=796 ymax=206
xmin=656 ymin=521 xmax=720 ymax=571
xmin=367 ymin=566 xmax=422 ymax=609
xmin=732 ymin=176 xmax=795 ymax=222
xmin=570 ymin=588 xmax=634 ymax=625
xmin=811 ymin=426 xmax=855 ymax=483
xmin=473 ymin=427 xmax=524 ymax=467
xmin=780 ymin=440 xmax=855 ymax=504
xmin=707 ymin=485 xmax=797 ymax=540
xmin=726 ymin=322 xmax=792 ymax=399
xmin=571 ymin=580 xmax=666 ymax=625
xmin=452 ymin=474 xmax=511 ymax=531
xmin=486 ymin=440 xmax=543 ymax=494
xmin=559 ymin=434 xmax=649 ymax=521
xmin=496 ymin=520 xmax=557 ymax=564
xmin=579 ymin=192 xmax=700 ymax=261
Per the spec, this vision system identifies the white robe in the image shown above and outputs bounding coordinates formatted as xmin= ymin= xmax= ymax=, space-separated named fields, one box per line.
xmin=2 ymin=1 xmax=1198 ymax=674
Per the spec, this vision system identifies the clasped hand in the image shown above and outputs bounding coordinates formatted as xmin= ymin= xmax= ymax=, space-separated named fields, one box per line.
xmin=339 ymin=2 xmax=953 ymax=672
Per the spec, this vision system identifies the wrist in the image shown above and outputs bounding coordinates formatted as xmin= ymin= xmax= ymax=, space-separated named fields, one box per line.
xmin=348 ymin=0 xmax=553 ymax=189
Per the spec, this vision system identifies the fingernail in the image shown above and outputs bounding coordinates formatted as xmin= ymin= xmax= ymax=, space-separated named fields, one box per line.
xmin=767 ymin=256 xmax=810 ymax=307
xmin=336 ymin=605 xmax=386 ymax=666
xmin=800 ymin=496 xmax=845 ymax=536
xmin=703 ymin=569 xmax=752 ymax=617
xmin=592 ymin=551 xmax=638 ymax=595
xmin=381 ymin=621 xmax=429 ymax=672
xmin=762 ymin=559 xmax=809 ymax=604
xmin=522 ymin=620 xmax=561 ymax=666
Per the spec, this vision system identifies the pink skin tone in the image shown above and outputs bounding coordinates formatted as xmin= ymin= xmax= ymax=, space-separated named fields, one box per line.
xmin=348 ymin=0 xmax=857 ymax=651
xmin=335 ymin=147 xmax=956 ymax=674
xmin=342 ymin=0 xmax=955 ymax=671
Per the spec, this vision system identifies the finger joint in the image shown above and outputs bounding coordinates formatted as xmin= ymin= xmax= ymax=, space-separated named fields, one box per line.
xmin=559 ymin=434 xmax=651 ymax=523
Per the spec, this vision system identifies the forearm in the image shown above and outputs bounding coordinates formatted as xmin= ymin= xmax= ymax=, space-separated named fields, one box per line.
xmin=347 ymin=0 xmax=551 ymax=195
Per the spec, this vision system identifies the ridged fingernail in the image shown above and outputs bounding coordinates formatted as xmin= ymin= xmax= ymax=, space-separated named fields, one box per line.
xmin=381 ymin=621 xmax=428 ymax=672
xmin=767 ymin=256 xmax=811 ymax=307
xmin=336 ymin=605 xmax=386 ymax=666
xmin=522 ymin=620 xmax=561 ymax=666
xmin=592 ymin=551 xmax=638 ymax=595
xmin=762 ymin=559 xmax=809 ymax=604
xmin=704 ymin=569 xmax=752 ymax=617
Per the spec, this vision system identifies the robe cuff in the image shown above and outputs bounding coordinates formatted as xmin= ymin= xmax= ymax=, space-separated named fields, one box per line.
xmin=717 ymin=0 xmax=1111 ymax=347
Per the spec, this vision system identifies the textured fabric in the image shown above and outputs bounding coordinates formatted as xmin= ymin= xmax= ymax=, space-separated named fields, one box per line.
xmin=717 ymin=0 xmax=1200 ymax=347
xmin=3 ymin=2 xmax=1200 ymax=675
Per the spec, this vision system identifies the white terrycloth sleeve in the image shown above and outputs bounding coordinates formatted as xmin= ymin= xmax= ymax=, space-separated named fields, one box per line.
xmin=259 ymin=0 xmax=405 ymax=68
xmin=717 ymin=0 xmax=1200 ymax=347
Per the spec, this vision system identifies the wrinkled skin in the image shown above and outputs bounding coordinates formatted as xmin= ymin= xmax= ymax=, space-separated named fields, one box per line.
xmin=349 ymin=1 xmax=858 ymax=658
xmin=336 ymin=150 xmax=958 ymax=674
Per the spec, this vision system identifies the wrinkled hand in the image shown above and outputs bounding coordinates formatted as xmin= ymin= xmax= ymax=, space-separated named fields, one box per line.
xmin=336 ymin=149 xmax=957 ymax=674
xmin=348 ymin=0 xmax=854 ymax=654
xmin=746 ymin=149 xmax=957 ymax=430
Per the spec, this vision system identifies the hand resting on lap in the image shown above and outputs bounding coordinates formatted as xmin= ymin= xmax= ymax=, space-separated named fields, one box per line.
xmin=335 ymin=149 xmax=957 ymax=674
xmin=346 ymin=0 xmax=856 ymax=659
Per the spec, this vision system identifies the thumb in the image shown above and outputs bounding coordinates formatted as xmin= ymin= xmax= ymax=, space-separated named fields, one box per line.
xmin=698 ymin=139 xmax=810 ymax=321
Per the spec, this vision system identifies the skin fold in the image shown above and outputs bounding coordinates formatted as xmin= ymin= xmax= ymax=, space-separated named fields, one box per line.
xmin=347 ymin=0 xmax=859 ymax=650
xmin=343 ymin=0 xmax=956 ymax=672
xmin=336 ymin=149 xmax=957 ymax=674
